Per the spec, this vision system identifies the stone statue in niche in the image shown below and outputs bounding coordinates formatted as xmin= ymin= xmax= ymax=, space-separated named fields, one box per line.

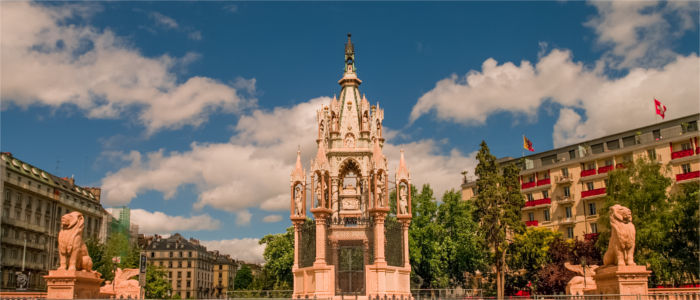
xmin=603 ymin=204 xmax=636 ymax=266
xmin=376 ymin=120 xmax=382 ymax=137
xmin=332 ymin=114 xmax=339 ymax=132
xmin=398 ymin=184 xmax=408 ymax=215
xmin=58 ymin=212 xmax=94 ymax=272
xmin=315 ymin=184 xmax=322 ymax=208
xmin=294 ymin=186 xmax=303 ymax=216
xmin=376 ymin=173 xmax=385 ymax=207
xmin=319 ymin=122 xmax=325 ymax=138
xmin=362 ymin=112 xmax=369 ymax=131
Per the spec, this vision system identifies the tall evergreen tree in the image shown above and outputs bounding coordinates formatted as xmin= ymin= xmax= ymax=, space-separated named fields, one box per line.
xmin=472 ymin=141 xmax=525 ymax=299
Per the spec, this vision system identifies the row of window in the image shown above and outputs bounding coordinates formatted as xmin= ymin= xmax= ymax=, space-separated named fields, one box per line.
xmin=527 ymin=202 xmax=597 ymax=222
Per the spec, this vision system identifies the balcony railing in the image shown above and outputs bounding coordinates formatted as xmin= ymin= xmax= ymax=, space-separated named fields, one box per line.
xmin=580 ymin=169 xmax=597 ymax=177
xmin=525 ymin=220 xmax=538 ymax=227
xmin=598 ymin=165 xmax=614 ymax=174
xmin=582 ymin=187 xmax=606 ymax=198
xmin=537 ymin=178 xmax=551 ymax=186
xmin=524 ymin=198 xmax=551 ymax=207
xmin=521 ymin=181 xmax=536 ymax=189
xmin=671 ymin=149 xmax=694 ymax=160
xmin=676 ymin=171 xmax=700 ymax=182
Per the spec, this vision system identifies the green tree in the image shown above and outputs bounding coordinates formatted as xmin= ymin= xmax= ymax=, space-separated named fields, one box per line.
xmin=472 ymin=141 xmax=525 ymax=299
xmin=234 ymin=265 xmax=253 ymax=290
xmin=667 ymin=182 xmax=699 ymax=284
xmin=601 ymin=157 xmax=674 ymax=285
xmin=85 ymin=232 xmax=139 ymax=282
xmin=258 ymin=226 xmax=294 ymax=289
xmin=409 ymin=184 xmax=449 ymax=288
xmin=437 ymin=190 xmax=485 ymax=286
xmin=145 ymin=264 xmax=172 ymax=299
xmin=507 ymin=227 xmax=561 ymax=292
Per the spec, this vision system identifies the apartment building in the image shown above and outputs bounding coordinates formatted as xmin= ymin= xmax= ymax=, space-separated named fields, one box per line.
xmin=462 ymin=114 xmax=699 ymax=240
xmin=1 ymin=152 xmax=109 ymax=290
xmin=213 ymin=251 xmax=238 ymax=298
xmin=143 ymin=233 xmax=236 ymax=299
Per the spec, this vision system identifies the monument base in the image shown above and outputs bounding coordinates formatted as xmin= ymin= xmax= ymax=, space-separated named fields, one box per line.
xmin=587 ymin=265 xmax=651 ymax=299
xmin=44 ymin=269 xmax=104 ymax=299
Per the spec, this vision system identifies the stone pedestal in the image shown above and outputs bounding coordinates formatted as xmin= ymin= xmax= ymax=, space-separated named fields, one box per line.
xmin=589 ymin=265 xmax=651 ymax=299
xmin=44 ymin=269 xmax=103 ymax=299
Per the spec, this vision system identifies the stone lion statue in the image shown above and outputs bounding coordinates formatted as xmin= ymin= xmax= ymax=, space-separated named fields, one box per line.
xmin=58 ymin=211 xmax=93 ymax=271
xmin=603 ymin=204 xmax=636 ymax=266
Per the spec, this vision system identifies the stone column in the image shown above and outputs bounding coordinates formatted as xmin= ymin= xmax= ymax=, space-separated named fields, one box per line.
xmin=293 ymin=221 xmax=302 ymax=268
xmin=401 ymin=219 xmax=411 ymax=268
xmin=373 ymin=212 xmax=386 ymax=265
xmin=363 ymin=240 xmax=370 ymax=266
xmin=314 ymin=216 xmax=328 ymax=265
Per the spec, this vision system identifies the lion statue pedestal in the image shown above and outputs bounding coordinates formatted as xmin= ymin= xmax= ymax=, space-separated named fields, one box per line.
xmin=44 ymin=212 xmax=104 ymax=299
xmin=584 ymin=205 xmax=651 ymax=299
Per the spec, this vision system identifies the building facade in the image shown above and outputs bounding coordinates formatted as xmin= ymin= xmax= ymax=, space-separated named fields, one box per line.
xmin=212 ymin=251 xmax=238 ymax=298
xmin=142 ymin=233 xmax=236 ymax=299
xmin=1 ymin=152 xmax=109 ymax=290
xmin=462 ymin=114 xmax=699 ymax=240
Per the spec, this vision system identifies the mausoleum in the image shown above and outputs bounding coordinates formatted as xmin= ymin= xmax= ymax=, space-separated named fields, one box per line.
xmin=290 ymin=34 xmax=412 ymax=299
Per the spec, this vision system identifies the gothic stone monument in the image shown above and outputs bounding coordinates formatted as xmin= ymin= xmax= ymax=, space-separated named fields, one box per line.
xmin=290 ymin=34 xmax=412 ymax=299
xmin=44 ymin=211 xmax=104 ymax=299
xmin=585 ymin=204 xmax=651 ymax=298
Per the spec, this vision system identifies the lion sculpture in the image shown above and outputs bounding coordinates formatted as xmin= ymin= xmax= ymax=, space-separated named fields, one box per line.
xmin=57 ymin=211 xmax=93 ymax=272
xmin=603 ymin=204 xmax=636 ymax=266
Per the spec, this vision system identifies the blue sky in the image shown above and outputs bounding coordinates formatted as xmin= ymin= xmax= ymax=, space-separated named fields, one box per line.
xmin=2 ymin=2 xmax=698 ymax=263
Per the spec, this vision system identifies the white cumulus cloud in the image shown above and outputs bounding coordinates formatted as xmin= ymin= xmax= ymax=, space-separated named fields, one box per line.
xmin=262 ymin=215 xmax=283 ymax=223
xmin=1 ymin=3 xmax=250 ymax=134
xmin=410 ymin=1 xmax=699 ymax=148
xmin=201 ymin=238 xmax=265 ymax=264
xmin=101 ymin=96 xmax=476 ymax=223
xmin=106 ymin=208 xmax=220 ymax=234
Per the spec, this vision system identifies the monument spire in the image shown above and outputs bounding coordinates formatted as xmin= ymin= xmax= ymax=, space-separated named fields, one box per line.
xmin=397 ymin=149 xmax=410 ymax=179
xmin=290 ymin=148 xmax=305 ymax=182
xmin=339 ymin=33 xmax=362 ymax=87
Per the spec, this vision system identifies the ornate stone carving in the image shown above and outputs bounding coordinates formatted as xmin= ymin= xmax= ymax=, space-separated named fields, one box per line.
xmin=564 ymin=262 xmax=599 ymax=295
xmin=294 ymin=186 xmax=303 ymax=216
xmin=603 ymin=204 xmax=636 ymax=266
xmin=376 ymin=173 xmax=385 ymax=207
xmin=101 ymin=268 xmax=141 ymax=299
xmin=398 ymin=184 xmax=408 ymax=214
xmin=58 ymin=212 xmax=93 ymax=272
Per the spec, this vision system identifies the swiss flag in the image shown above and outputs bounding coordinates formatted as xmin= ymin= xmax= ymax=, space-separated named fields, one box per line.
xmin=654 ymin=98 xmax=666 ymax=119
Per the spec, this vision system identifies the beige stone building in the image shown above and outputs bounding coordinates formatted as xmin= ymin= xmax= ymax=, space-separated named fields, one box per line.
xmin=1 ymin=152 xmax=109 ymax=290
xmin=212 ymin=251 xmax=238 ymax=298
xmin=142 ymin=233 xmax=236 ymax=299
xmin=462 ymin=114 xmax=699 ymax=240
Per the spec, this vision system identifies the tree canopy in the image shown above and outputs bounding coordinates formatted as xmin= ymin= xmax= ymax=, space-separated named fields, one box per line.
xmin=601 ymin=157 xmax=699 ymax=285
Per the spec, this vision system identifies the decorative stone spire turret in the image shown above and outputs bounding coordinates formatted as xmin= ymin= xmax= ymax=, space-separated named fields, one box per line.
xmin=396 ymin=150 xmax=410 ymax=179
xmin=290 ymin=149 xmax=305 ymax=183
xmin=339 ymin=33 xmax=362 ymax=87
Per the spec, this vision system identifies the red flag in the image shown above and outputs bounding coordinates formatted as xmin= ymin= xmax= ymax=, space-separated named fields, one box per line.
xmin=654 ymin=98 xmax=666 ymax=119
xmin=523 ymin=136 xmax=534 ymax=152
